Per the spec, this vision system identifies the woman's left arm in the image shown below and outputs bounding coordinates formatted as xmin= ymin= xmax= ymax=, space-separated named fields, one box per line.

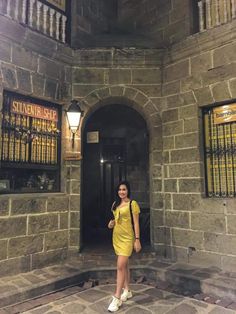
xmin=133 ymin=213 xmax=142 ymax=253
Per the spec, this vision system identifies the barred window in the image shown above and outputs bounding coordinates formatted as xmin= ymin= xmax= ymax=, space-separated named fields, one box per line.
xmin=203 ymin=103 xmax=236 ymax=197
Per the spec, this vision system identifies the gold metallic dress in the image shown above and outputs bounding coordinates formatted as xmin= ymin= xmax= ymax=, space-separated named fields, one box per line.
xmin=112 ymin=200 xmax=140 ymax=257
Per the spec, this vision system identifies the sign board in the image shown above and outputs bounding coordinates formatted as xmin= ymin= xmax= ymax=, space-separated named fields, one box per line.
xmin=45 ymin=0 xmax=66 ymax=11
xmin=87 ymin=131 xmax=99 ymax=143
xmin=213 ymin=103 xmax=236 ymax=124
xmin=11 ymin=100 xmax=58 ymax=122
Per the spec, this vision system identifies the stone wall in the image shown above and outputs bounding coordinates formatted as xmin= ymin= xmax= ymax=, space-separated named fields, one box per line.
xmin=160 ymin=19 xmax=236 ymax=272
xmin=0 ymin=14 xmax=81 ymax=275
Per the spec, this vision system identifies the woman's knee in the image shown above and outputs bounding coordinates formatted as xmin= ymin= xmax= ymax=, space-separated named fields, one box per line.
xmin=117 ymin=256 xmax=128 ymax=271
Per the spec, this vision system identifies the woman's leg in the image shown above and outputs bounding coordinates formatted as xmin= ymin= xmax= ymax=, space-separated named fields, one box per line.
xmin=114 ymin=255 xmax=128 ymax=298
xmin=124 ymin=259 xmax=130 ymax=290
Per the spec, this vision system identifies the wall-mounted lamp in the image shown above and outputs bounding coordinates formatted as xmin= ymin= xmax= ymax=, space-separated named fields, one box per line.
xmin=65 ymin=100 xmax=83 ymax=148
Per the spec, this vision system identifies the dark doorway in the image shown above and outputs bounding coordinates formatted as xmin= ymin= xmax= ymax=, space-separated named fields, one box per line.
xmin=82 ymin=104 xmax=149 ymax=248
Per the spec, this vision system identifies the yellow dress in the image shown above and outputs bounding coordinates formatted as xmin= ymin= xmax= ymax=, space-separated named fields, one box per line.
xmin=112 ymin=200 xmax=140 ymax=256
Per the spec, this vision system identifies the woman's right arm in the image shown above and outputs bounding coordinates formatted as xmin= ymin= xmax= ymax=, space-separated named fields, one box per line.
xmin=108 ymin=220 xmax=115 ymax=229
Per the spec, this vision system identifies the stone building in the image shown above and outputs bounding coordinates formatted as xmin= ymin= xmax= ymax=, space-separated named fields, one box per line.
xmin=0 ymin=0 xmax=236 ymax=276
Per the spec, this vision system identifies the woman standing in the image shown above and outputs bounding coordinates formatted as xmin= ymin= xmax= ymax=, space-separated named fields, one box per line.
xmin=107 ymin=181 xmax=142 ymax=312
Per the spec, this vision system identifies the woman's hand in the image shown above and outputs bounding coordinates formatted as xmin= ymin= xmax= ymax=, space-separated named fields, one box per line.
xmin=108 ymin=219 xmax=115 ymax=229
xmin=134 ymin=239 xmax=142 ymax=253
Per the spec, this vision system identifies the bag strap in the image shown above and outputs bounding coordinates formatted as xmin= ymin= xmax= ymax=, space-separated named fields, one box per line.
xmin=129 ymin=200 xmax=134 ymax=231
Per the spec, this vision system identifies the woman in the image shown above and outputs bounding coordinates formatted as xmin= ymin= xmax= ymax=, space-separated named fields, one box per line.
xmin=107 ymin=180 xmax=142 ymax=312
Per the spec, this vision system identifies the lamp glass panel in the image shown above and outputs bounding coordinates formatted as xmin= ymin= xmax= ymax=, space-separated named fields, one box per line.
xmin=67 ymin=112 xmax=81 ymax=133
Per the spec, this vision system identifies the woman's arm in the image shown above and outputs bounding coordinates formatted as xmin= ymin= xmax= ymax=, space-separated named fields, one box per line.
xmin=133 ymin=213 xmax=142 ymax=252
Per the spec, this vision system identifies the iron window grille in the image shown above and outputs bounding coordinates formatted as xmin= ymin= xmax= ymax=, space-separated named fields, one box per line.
xmin=203 ymin=102 xmax=236 ymax=197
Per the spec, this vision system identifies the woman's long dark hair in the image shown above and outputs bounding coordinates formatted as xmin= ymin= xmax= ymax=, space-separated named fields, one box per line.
xmin=112 ymin=180 xmax=131 ymax=211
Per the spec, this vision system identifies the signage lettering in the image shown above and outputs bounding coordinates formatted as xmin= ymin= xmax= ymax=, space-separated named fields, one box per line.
xmin=214 ymin=104 xmax=236 ymax=124
xmin=11 ymin=100 xmax=58 ymax=122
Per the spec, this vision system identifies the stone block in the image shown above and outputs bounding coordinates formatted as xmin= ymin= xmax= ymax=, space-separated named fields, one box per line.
xmin=169 ymin=163 xmax=201 ymax=178
xmin=151 ymin=193 xmax=164 ymax=209
xmin=162 ymin=109 xmax=178 ymax=123
xmin=12 ymin=46 xmax=38 ymax=72
xmin=221 ymin=255 xmax=236 ymax=273
xmin=152 ymin=165 xmax=162 ymax=178
xmin=0 ymin=197 xmax=9 ymax=216
xmin=211 ymin=81 xmax=231 ymax=102
xmin=45 ymin=230 xmax=68 ymax=251
xmin=144 ymin=101 xmax=158 ymax=116
xmin=188 ymin=250 xmax=221 ymax=268
xmin=152 ymin=151 xmax=163 ymax=164
xmin=162 ymin=81 xmax=180 ymax=96
xmin=73 ymin=84 xmax=102 ymax=97
xmin=165 ymin=210 xmax=189 ymax=228
xmin=107 ymin=69 xmax=131 ymax=84
xmin=172 ymin=228 xmax=204 ymax=249
xmin=229 ymin=78 xmax=236 ymax=98
xmin=184 ymin=118 xmax=199 ymax=133
xmin=1 ymin=63 xmax=17 ymax=88
xmin=8 ymin=235 xmax=44 ymax=258
xmin=31 ymin=248 xmax=67 ymax=270
xmin=11 ymin=198 xmax=46 ymax=215
xmin=70 ymin=166 xmax=81 ymax=180
xmin=0 ymin=240 xmax=7 ymax=260
xmin=73 ymin=68 xmax=105 ymax=84
xmin=0 ymin=217 xmax=26 ymax=239
xmin=76 ymin=49 xmax=112 ymax=67
xmin=151 ymin=209 xmax=164 ymax=226
xmin=110 ymin=85 xmax=125 ymax=96
xmin=163 ymin=136 xmax=175 ymax=150
xmin=70 ymin=211 xmax=80 ymax=229
xmin=44 ymin=78 xmax=57 ymax=99
xmin=173 ymin=193 xmax=201 ymax=211
xmin=132 ymin=69 xmax=161 ymax=84
xmin=113 ymin=49 xmax=145 ymax=67
xmin=204 ymin=233 xmax=236 ymax=255
xmin=134 ymin=91 xmax=149 ymax=106
xmin=213 ymin=42 xmax=236 ymax=67
xmin=0 ymin=39 xmax=11 ymax=62
xmin=191 ymin=213 xmax=226 ymax=233
xmin=179 ymin=104 xmax=198 ymax=119
xmin=171 ymin=148 xmax=200 ymax=163
xmin=38 ymin=57 xmax=62 ymax=79
xmin=227 ymin=215 xmax=236 ymax=234
xmin=164 ymin=179 xmax=177 ymax=192
xmin=28 ymin=214 xmax=58 ymax=235
xmin=70 ymin=195 xmax=80 ymax=211
xmin=165 ymin=193 xmax=172 ymax=209
xmin=194 ymin=87 xmax=214 ymax=106
xmin=226 ymin=199 xmax=236 ymax=214
xmin=0 ymin=15 xmax=26 ymax=44
xmin=154 ymin=226 xmax=171 ymax=244
xmin=0 ymin=256 xmax=30 ymax=277
xmin=69 ymin=229 xmax=80 ymax=247
xmin=71 ymin=180 xmax=80 ymax=194
xmin=163 ymin=120 xmax=183 ymax=136
xmin=153 ymin=179 xmax=162 ymax=192
xmin=59 ymin=212 xmax=69 ymax=230
xmin=202 ymin=63 xmax=236 ymax=86
xmin=47 ymin=196 xmax=69 ymax=212
xmin=191 ymin=52 xmax=212 ymax=75
xmin=199 ymin=198 xmax=225 ymax=213
xmin=166 ymin=92 xmax=195 ymax=109
xmin=32 ymin=73 xmax=45 ymax=97
xmin=164 ymin=59 xmax=189 ymax=82
xmin=179 ymin=178 xmax=203 ymax=193
xmin=163 ymin=151 xmax=170 ymax=163
xmin=181 ymin=75 xmax=202 ymax=92
xmin=131 ymin=84 xmax=162 ymax=97
xmin=175 ymin=132 xmax=199 ymax=149
xmin=24 ymin=31 xmax=57 ymax=58
xmin=123 ymin=87 xmax=138 ymax=100
xmin=17 ymin=68 xmax=32 ymax=93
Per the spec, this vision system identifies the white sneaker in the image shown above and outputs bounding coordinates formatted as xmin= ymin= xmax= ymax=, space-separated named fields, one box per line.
xmin=120 ymin=289 xmax=132 ymax=302
xmin=108 ymin=296 xmax=122 ymax=312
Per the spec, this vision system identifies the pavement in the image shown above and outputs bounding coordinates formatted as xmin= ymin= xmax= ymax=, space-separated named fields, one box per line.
xmin=0 ymin=247 xmax=236 ymax=313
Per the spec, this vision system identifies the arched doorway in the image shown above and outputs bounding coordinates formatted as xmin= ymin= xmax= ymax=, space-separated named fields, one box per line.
xmin=81 ymin=103 xmax=150 ymax=249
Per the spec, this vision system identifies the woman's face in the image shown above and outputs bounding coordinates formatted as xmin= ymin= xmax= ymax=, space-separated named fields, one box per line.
xmin=118 ymin=184 xmax=128 ymax=199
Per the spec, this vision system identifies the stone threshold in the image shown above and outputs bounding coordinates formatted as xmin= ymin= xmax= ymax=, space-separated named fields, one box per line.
xmin=0 ymin=253 xmax=236 ymax=309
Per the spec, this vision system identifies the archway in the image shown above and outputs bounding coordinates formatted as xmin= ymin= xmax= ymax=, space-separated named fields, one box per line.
xmin=81 ymin=103 xmax=150 ymax=249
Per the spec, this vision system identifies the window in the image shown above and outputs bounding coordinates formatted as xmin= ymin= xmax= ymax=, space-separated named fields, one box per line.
xmin=0 ymin=91 xmax=61 ymax=194
xmin=203 ymin=102 xmax=236 ymax=197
